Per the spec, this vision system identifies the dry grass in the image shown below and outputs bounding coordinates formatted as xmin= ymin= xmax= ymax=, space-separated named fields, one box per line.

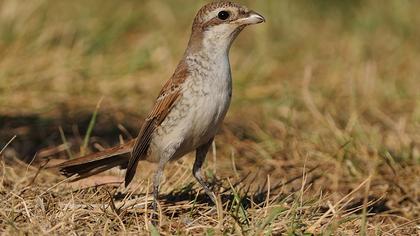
xmin=1 ymin=0 xmax=419 ymax=235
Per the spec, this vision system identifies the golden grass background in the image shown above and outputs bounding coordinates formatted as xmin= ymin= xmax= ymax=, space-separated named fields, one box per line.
xmin=0 ymin=0 xmax=419 ymax=235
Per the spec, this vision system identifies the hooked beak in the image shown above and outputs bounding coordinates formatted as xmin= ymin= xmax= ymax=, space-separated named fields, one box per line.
xmin=232 ymin=10 xmax=265 ymax=25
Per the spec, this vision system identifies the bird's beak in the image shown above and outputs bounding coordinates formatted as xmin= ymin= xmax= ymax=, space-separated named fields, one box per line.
xmin=232 ymin=10 xmax=265 ymax=25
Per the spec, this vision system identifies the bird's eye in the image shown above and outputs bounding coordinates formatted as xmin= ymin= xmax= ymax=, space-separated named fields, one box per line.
xmin=217 ymin=11 xmax=230 ymax=20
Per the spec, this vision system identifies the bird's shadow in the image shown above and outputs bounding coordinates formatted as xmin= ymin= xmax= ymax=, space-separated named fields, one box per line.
xmin=161 ymin=172 xmax=286 ymax=209
xmin=111 ymin=172 xmax=289 ymax=217
xmin=113 ymin=167 xmax=314 ymax=216
xmin=112 ymin=167 xmax=390 ymax=219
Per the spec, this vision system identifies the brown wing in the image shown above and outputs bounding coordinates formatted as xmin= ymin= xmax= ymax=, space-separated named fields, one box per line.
xmin=124 ymin=62 xmax=189 ymax=186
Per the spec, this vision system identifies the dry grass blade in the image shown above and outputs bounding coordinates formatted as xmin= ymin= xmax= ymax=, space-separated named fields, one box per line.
xmin=0 ymin=135 xmax=16 ymax=156
xmin=0 ymin=0 xmax=419 ymax=234
xmin=306 ymin=176 xmax=372 ymax=233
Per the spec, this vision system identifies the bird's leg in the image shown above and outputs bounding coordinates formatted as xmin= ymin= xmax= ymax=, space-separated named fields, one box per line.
xmin=193 ymin=138 xmax=217 ymax=204
xmin=151 ymin=160 xmax=165 ymax=221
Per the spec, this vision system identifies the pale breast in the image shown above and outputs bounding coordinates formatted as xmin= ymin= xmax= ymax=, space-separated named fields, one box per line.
xmin=148 ymin=57 xmax=232 ymax=162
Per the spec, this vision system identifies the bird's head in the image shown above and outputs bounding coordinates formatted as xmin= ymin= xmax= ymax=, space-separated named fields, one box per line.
xmin=187 ymin=1 xmax=265 ymax=53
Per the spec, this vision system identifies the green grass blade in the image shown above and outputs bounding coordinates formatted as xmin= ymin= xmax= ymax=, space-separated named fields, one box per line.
xmin=149 ymin=223 xmax=160 ymax=236
xmin=256 ymin=206 xmax=286 ymax=235
xmin=81 ymin=97 xmax=103 ymax=156
xmin=59 ymin=126 xmax=73 ymax=159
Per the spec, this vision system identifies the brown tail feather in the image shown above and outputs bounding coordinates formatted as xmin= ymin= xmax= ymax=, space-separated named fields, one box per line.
xmin=49 ymin=140 xmax=135 ymax=180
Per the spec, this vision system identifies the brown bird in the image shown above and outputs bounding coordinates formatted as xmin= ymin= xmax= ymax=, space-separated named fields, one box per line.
xmin=51 ymin=1 xmax=264 ymax=207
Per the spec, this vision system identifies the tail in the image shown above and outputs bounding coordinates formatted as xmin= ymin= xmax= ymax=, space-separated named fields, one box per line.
xmin=48 ymin=140 xmax=135 ymax=181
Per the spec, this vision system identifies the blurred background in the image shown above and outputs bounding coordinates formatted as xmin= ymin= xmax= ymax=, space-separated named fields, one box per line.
xmin=0 ymin=0 xmax=419 ymax=232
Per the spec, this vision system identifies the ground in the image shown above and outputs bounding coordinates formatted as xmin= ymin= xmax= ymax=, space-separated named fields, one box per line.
xmin=0 ymin=0 xmax=419 ymax=235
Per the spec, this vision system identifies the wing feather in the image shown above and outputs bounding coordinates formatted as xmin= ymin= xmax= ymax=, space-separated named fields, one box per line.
xmin=124 ymin=62 xmax=189 ymax=186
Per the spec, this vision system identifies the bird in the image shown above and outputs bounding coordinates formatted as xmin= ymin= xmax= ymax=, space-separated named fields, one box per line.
xmin=50 ymin=1 xmax=265 ymax=207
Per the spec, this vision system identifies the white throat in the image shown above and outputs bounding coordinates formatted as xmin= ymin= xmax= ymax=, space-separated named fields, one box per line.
xmin=202 ymin=24 xmax=237 ymax=57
